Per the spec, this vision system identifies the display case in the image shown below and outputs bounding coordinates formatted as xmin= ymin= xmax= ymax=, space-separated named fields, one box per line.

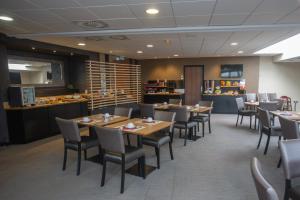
xmin=8 ymin=86 xmax=36 ymax=107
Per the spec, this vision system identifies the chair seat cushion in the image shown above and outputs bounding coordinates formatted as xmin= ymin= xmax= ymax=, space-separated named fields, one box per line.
xmin=239 ymin=110 xmax=255 ymax=115
xmin=142 ymin=133 xmax=170 ymax=148
xmin=191 ymin=115 xmax=209 ymax=122
xmin=104 ymin=146 xmax=145 ymax=164
xmin=174 ymin=121 xmax=197 ymax=129
xmin=290 ymin=185 xmax=300 ymax=199
xmin=65 ymin=136 xmax=98 ymax=150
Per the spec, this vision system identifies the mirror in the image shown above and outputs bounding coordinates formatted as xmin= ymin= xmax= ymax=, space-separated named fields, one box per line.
xmin=8 ymin=58 xmax=64 ymax=86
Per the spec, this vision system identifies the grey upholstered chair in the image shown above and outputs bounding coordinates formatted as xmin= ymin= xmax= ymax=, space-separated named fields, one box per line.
xmin=114 ymin=106 xmax=133 ymax=145
xmin=268 ymin=93 xmax=277 ymax=101
xmin=142 ymin=111 xmax=176 ymax=169
xmin=140 ymin=103 xmax=155 ymax=118
xmin=191 ymin=101 xmax=213 ymax=137
xmin=246 ymin=93 xmax=257 ymax=102
xmin=169 ymin=98 xmax=182 ymax=105
xmin=256 ymin=108 xmax=282 ymax=155
xmin=251 ymin=157 xmax=279 ymax=200
xmin=258 ymin=93 xmax=269 ymax=102
xmin=259 ymin=102 xmax=279 ymax=111
xmin=170 ymin=106 xmax=197 ymax=146
xmin=279 ymin=139 xmax=300 ymax=200
xmin=235 ymin=97 xmax=256 ymax=128
xmin=56 ymin=117 xmax=99 ymax=176
xmin=94 ymin=127 xmax=145 ymax=193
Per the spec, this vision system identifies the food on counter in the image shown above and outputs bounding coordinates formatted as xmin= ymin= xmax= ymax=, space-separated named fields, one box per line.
xmin=226 ymin=81 xmax=231 ymax=86
xmin=214 ymin=86 xmax=221 ymax=94
xmin=220 ymin=80 xmax=225 ymax=86
xmin=233 ymin=81 xmax=239 ymax=86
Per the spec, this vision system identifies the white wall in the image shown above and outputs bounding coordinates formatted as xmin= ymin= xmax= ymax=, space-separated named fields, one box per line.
xmin=259 ymin=57 xmax=300 ymax=110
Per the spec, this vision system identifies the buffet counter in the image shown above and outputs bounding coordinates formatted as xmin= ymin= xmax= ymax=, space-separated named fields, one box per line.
xmin=202 ymin=94 xmax=244 ymax=114
xmin=5 ymin=95 xmax=88 ymax=144
xmin=144 ymin=93 xmax=184 ymax=104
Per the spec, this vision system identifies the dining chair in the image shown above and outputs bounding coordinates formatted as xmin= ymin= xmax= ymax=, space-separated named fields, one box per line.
xmin=250 ymin=157 xmax=279 ymax=200
xmin=256 ymin=108 xmax=282 ymax=155
xmin=235 ymin=97 xmax=256 ymax=129
xmin=56 ymin=117 xmax=99 ymax=176
xmin=94 ymin=126 xmax=145 ymax=194
xmin=258 ymin=93 xmax=269 ymax=102
xmin=114 ymin=106 xmax=133 ymax=146
xmin=140 ymin=103 xmax=155 ymax=118
xmin=142 ymin=111 xmax=176 ymax=169
xmin=169 ymin=98 xmax=182 ymax=105
xmin=169 ymin=106 xmax=197 ymax=146
xmin=279 ymin=139 xmax=300 ymax=200
xmin=268 ymin=93 xmax=278 ymax=101
xmin=191 ymin=101 xmax=213 ymax=137
xmin=277 ymin=117 xmax=300 ymax=168
xmin=246 ymin=93 xmax=257 ymax=102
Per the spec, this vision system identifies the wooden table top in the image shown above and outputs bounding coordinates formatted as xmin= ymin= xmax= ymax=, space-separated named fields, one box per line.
xmin=154 ymin=104 xmax=212 ymax=113
xmin=244 ymin=101 xmax=259 ymax=106
xmin=73 ymin=114 xmax=128 ymax=127
xmin=104 ymin=118 xmax=172 ymax=136
xmin=270 ymin=111 xmax=300 ymax=121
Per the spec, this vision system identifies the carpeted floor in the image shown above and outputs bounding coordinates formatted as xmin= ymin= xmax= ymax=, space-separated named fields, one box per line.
xmin=0 ymin=114 xmax=285 ymax=200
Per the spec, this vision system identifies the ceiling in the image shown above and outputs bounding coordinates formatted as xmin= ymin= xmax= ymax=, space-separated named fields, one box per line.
xmin=1 ymin=0 xmax=300 ymax=59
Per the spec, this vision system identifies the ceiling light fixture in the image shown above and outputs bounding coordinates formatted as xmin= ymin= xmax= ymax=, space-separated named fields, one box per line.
xmin=146 ymin=8 xmax=159 ymax=15
xmin=173 ymin=54 xmax=179 ymax=57
xmin=231 ymin=42 xmax=238 ymax=46
xmin=146 ymin=44 xmax=154 ymax=48
xmin=53 ymin=50 xmax=56 ymax=53
xmin=137 ymin=50 xmax=143 ymax=54
xmin=237 ymin=51 xmax=244 ymax=54
xmin=78 ymin=42 xmax=86 ymax=46
xmin=0 ymin=16 xmax=14 ymax=21
xmin=32 ymin=47 xmax=35 ymax=50
xmin=109 ymin=50 xmax=113 ymax=54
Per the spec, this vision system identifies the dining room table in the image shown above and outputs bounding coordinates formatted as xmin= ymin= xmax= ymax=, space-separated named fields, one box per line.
xmin=270 ymin=111 xmax=300 ymax=122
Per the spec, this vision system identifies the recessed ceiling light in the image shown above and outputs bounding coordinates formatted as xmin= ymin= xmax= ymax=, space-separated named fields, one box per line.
xmin=32 ymin=47 xmax=35 ymax=50
xmin=146 ymin=8 xmax=159 ymax=15
xmin=109 ymin=50 xmax=113 ymax=54
xmin=137 ymin=50 xmax=143 ymax=54
xmin=146 ymin=44 xmax=154 ymax=48
xmin=231 ymin=42 xmax=238 ymax=46
xmin=173 ymin=54 xmax=179 ymax=57
xmin=164 ymin=39 xmax=171 ymax=45
xmin=0 ymin=16 xmax=14 ymax=21
xmin=78 ymin=42 xmax=86 ymax=46
xmin=53 ymin=50 xmax=56 ymax=53
xmin=238 ymin=51 xmax=244 ymax=54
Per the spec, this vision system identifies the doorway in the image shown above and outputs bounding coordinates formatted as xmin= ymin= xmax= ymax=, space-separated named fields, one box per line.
xmin=184 ymin=65 xmax=204 ymax=105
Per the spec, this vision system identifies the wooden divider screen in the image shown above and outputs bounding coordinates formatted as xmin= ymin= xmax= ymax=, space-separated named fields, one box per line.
xmin=86 ymin=61 xmax=141 ymax=110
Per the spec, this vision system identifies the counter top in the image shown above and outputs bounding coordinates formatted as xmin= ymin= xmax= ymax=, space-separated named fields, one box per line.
xmin=4 ymin=98 xmax=88 ymax=111
xmin=202 ymin=94 xmax=243 ymax=96
xmin=144 ymin=93 xmax=184 ymax=96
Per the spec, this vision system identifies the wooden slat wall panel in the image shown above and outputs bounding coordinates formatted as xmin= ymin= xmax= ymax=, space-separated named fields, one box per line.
xmin=86 ymin=61 xmax=141 ymax=110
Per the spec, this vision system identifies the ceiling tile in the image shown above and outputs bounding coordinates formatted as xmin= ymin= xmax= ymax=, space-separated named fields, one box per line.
xmin=210 ymin=14 xmax=249 ymax=26
xmin=123 ymin=0 xmax=169 ymax=3
xmin=1 ymin=0 xmax=38 ymax=10
xmin=254 ymin=0 xmax=300 ymax=14
xmin=175 ymin=15 xmax=210 ymax=26
xmin=88 ymin=5 xmax=135 ymax=19
xmin=74 ymin=0 xmax=124 ymax=7
xmin=214 ymin=0 xmax=261 ymax=15
xmin=140 ymin=17 xmax=176 ymax=28
xmin=244 ymin=13 xmax=287 ymax=25
xmin=28 ymin=0 xmax=80 ymax=9
xmin=277 ymin=8 xmax=300 ymax=24
xmin=102 ymin=18 xmax=143 ymax=29
xmin=50 ymin=8 xmax=98 ymax=21
xmin=128 ymin=2 xmax=173 ymax=18
xmin=172 ymin=1 xmax=215 ymax=16
xmin=14 ymin=10 xmax=65 ymax=23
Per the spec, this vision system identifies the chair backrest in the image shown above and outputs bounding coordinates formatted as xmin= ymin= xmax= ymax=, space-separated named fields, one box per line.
xmin=114 ymin=106 xmax=133 ymax=118
xmin=235 ymin=97 xmax=245 ymax=110
xmin=94 ymin=127 xmax=125 ymax=154
xmin=259 ymin=102 xmax=278 ymax=111
xmin=169 ymin=98 xmax=182 ymax=105
xmin=280 ymin=139 xmax=300 ymax=180
xmin=169 ymin=106 xmax=189 ymax=122
xmin=56 ymin=117 xmax=81 ymax=142
xmin=251 ymin=157 xmax=279 ymax=200
xmin=154 ymin=111 xmax=176 ymax=132
xmin=246 ymin=93 xmax=257 ymax=102
xmin=277 ymin=99 xmax=284 ymax=111
xmin=198 ymin=101 xmax=213 ymax=114
xmin=257 ymin=108 xmax=271 ymax=129
xmin=279 ymin=117 xmax=300 ymax=140
xmin=140 ymin=103 xmax=155 ymax=118
xmin=258 ymin=93 xmax=269 ymax=102
xmin=268 ymin=93 xmax=277 ymax=101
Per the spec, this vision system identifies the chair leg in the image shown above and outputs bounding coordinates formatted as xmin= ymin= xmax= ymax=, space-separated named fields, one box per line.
xmin=155 ymin=147 xmax=160 ymax=169
xmin=284 ymin=179 xmax=291 ymax=200
xmin=138 ymin=157 xmax=142 ymax=176
xmin=264 ymin=134 xmax=271 ymax=155
xmin=254 ymin=116 xmax=257 ymax=129
xmin=169 ymin=142 xmax=174 ymax=160
xmin=101 ymin=159 xmax=106 ymax=187
xmin=126 ymin=134 xmax=131 ymax=146
xmin=250 ymin=115 xmax=252 ymax=129
xmin=236 ymin=114 xmax=239 ymax=127
xmin=184 ymin=127 xmax=187 ymax=146
xmin=62 ymin=146 xmax=67 ymax=171
xmin=202 ymin=122 xmax=205 ymax=137
xmin=208 ymin=119 xmax=212 ymax=133
xmin=240 ymin=115 xmax=244 ymax=125
xmin=197 ymin=123 xmax=200 ymax=132
xmin=77 ymin=144 xmax=81 ymax=176
xmin=257 ymin=130 xmax=263 ymax=149
xmin=84 ymin=149 xmax=87 ymax=160
xmin=120 ymin=157 xmax=125 ymax=194
xmin=277 ymin=157 xmax=282 ymax=168
xmin=141 ymin=156 xmax=146 ymax=179
xmin=179 ymin=128 xmax=182 ymax=138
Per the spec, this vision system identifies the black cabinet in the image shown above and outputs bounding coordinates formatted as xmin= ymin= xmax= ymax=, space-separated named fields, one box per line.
xmin=143 ymin=94 xmax=184 ymax=104
xmin=6 ymin=101 xmax=88 ymax=144
xmin=202 ymin=95 xmax=243 ymax=114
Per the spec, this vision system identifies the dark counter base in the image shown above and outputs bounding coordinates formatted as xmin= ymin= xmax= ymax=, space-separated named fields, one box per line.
xmin=202 ymin=95 xmax=243 ymax=114
xmin=143 ymin=94 xmax=184 ymax=104
xmin=7 ymin=102 xmax=88 ymax=144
